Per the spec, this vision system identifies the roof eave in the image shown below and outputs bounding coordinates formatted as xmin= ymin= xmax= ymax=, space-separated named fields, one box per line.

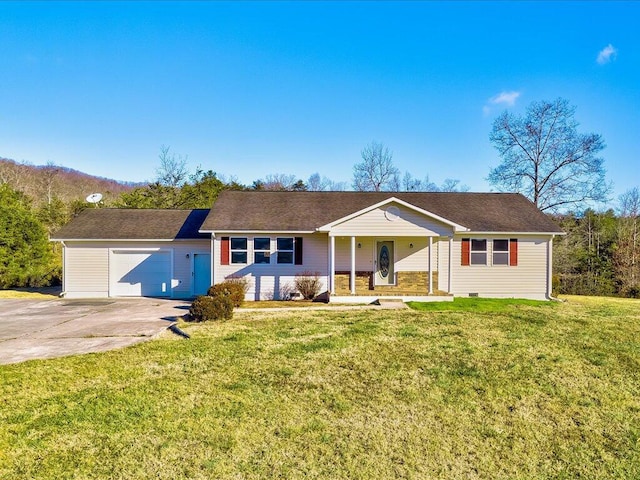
xmin=199 ymin=229 xmax=316 ymax=234
xmin=453 ymin=231 xmax=565 ymax=236
xmin=50 ymin=238 xmax=189 ymax=242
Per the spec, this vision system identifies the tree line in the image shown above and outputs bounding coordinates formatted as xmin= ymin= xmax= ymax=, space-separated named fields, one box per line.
xmin=1 ymin=98 xmax=637 ymax=297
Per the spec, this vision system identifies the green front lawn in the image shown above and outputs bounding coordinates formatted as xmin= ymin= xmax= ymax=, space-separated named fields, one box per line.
xmin=1 ymin=296 xmax=639 ymax=479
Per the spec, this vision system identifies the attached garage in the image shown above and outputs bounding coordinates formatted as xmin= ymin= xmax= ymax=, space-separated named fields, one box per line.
xmin=52 ymin=209 xmax=212 ymax=299
xmin=109 ymin=250 xmax=172 ymax=297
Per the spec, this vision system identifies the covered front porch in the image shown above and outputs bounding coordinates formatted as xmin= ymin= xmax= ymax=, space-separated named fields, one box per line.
xmin=327 ymin=234 xmax=453 ymax=299
xmin=318 ymin=197 xmax=463 ymax=302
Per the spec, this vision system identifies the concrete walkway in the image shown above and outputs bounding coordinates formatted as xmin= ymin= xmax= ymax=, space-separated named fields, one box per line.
xmin=0 ymin=298 xmax=190 ymax=365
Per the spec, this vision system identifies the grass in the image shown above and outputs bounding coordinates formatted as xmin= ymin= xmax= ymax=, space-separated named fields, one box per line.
xmin=1 ymin=296 xmax=639 ymax=479
xmin=0 ymin=288 xmax=59 ymax=299
xmin=407 ymin=296 xmax=554 ymax=312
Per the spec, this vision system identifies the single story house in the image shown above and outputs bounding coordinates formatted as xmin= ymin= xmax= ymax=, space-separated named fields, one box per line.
xmin=52 ymin=191 xmax=563 ymax=301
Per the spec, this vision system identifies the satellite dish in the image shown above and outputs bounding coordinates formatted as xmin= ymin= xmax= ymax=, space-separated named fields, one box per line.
xmin=86 ymin=193 xmax=103 ymax=204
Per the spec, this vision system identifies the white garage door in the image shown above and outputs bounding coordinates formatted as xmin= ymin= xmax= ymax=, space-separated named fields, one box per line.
xmin=110 ymin=250 xmax=171 ymax=297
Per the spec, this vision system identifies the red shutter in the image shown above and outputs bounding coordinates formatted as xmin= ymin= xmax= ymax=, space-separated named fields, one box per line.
xmin=510 ymin=239 xmax=518 ymax=266
xmin=221 ymin=237 xmax=230 ymax=265
xmin=461 ymin=238 xmax=470 ymax=266
xmin=294 ymin=237 xmax=303 ymax=265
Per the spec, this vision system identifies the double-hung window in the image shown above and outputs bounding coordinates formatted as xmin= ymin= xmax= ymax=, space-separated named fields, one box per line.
xmin=277 ymin=237 xmax=294 ymax=264
xmin=493 ymin=239 xmax=509 ymax=265
xmin=470 ymin=239 xmax=487 ymax=265
xmin=230 ymin=237 xmax=247 ymax=264
xmin=462 ymin=238 xmax=518 ymax=267
xmin=254 ymin=237 xmax=271 ymax=264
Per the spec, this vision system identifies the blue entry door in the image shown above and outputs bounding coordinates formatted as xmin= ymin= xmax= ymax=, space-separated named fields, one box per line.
xmin=193 ymin=253 xmax=212 ymax=296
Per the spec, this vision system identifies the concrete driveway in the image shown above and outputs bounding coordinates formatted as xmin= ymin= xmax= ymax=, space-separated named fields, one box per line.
xmin=0 ymin=297 xmax=191 ymax=365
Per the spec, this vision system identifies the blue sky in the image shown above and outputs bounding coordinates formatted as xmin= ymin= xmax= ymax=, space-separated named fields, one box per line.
xmin=1 ymin=1 xmax=638 ymax=202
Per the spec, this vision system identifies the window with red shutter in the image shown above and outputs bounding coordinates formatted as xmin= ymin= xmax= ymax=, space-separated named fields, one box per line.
xmin=509 ymin=239 xmax=518 ymax=266
xmin=220 ymin=237 xmax=230 ymax=265
xmin=461 ymin=238 xmax=470 ymax=266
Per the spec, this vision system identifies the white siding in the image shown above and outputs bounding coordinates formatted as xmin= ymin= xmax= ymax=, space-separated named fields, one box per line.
xmin=334 ymin=236 xmax=440 ymax=273
xmin=439 ymin=238 xmax=452 ymax=293
xmin=63 ymin=240 xmax=210 ymax=299
xmin=171 ymin=240 xmax=212 ymax=297
xmin=334 ymin=237 xmax=375 ymax=271
xmin=330 ymin=203 xmax=453 ymax=237
xmin=213 ymin=233 xmax=328 ymax=300
xmin=450 ymin=235 xmax=551 ymax=299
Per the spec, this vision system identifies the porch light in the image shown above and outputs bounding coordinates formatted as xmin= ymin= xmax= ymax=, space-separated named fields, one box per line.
xmin=357 ymin=243 xmax=362 ymax=249
xmin=409 ymin=243 xmax=414 ymax=249
xmin=186 ymin=253 xmax=190 ymax=259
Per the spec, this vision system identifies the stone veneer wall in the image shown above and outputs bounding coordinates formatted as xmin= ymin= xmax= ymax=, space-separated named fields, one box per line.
xmin=335 ymin=271 xmax=439 ymax=295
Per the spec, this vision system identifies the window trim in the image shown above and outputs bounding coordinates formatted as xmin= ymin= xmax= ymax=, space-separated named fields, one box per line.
xmin=230 ymin=237 xmax=248 ymax=264
xmin=276 ymin=237 xmax=294 ymax=264
xmin=492 ymin=239 xmax=510 ymax=266
xmin=470 ymin=239 xmax=487 ymax=266
xmin=253 ymin=237 xmax=271 ymax=265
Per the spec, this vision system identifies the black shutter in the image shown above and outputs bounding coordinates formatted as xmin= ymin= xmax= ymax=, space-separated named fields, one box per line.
xmin=294 ymin=237 xmax=303 ymax=265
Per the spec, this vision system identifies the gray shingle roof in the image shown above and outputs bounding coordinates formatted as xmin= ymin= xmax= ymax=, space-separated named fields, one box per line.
xmin=201 ymin=191 xmax=563 ymax=233
xmin=51 ymin=192 xmax=562 ymax=240
xmin=51 ymin=209 xmax=210 ymax=240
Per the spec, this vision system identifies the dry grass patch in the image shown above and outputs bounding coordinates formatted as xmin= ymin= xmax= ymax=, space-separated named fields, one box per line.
xmin=0 ymin=289 xmax=58 ymax=299
xmin=1 ymin=296 xmax=639 ymax=479
xmin=238 ymin=300 xmax=329 ymax=309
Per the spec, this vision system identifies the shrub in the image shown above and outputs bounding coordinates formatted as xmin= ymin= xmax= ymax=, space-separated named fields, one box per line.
xmin=207 ymin=277 xmax=248 ymax=307
xmin=267 ymin=282 xmax=295 ymax=301
xmin=189 ymin=295 xmax=234 ymax=322
xmin=294 ymin=271 xmax=322 ymax=300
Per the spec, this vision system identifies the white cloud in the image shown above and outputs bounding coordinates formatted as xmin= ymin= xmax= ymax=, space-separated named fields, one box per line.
xmin=597 ymin=44 xmax=617 ymax=65
xmin=489 ymin=91 xmax=521 ymax=107
xmin=483 ymin=90 xmax=521 ymax=116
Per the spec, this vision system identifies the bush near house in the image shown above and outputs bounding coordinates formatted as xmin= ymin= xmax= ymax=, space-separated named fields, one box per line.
xmin=188 ymin=295 xmax=234 ymax=322
xmin=207 ymin=277 xmax=249 ymax=308
xmin=294 ymin=271 xmax=322 ymax=300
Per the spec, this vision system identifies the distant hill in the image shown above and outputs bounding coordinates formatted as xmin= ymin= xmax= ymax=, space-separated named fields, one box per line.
xmin=0 ymin=157 xmax=143 ymax=206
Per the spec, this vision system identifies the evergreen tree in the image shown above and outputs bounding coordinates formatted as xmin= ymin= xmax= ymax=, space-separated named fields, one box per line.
xmin=0 ymin=184 xmax=56 ymax=287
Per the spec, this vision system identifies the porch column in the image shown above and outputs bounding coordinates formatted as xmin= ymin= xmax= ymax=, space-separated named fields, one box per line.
xmin=330 ymin=235 xmax=336 ymax=294
xmin=210 ymin=233 xmax=215 ymax=286
xmin=350 ymin=236 xmax=356 ymax=294
xmin=428 ymin=236 xmax=433 ymax=294
xmin=448 ymin=236 xmax=453 ymax=293
xmin=547 ymin=236 xmax=554 ymax=299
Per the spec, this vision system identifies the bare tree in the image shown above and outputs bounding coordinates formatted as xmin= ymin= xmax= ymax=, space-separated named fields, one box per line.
xmin=328 ymin=180 xmax=348 ymax=191
xmin=488 ymin=98 xmax=609 ymax=212
xmin=40 ymin=161 xmax=61 ymax=205
xmin=614 ymin=187 xmax=640 ymax=297
xmin=250 ymin=173 xmax=308 ymax=191
xmin=400 ymin=172 xmax=466 ymax=192
xmin=307 ymin=173 xmax=332 ymax=191
xmin=352 ymin=141 xmax=399 ymax=191
xmin=440 ymin=178 xmax=470 ymax=192
xmin=402 ymin=172 xmax=422 ymax=191
xmin=156 ymin=145 xmax=188 ymax=187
